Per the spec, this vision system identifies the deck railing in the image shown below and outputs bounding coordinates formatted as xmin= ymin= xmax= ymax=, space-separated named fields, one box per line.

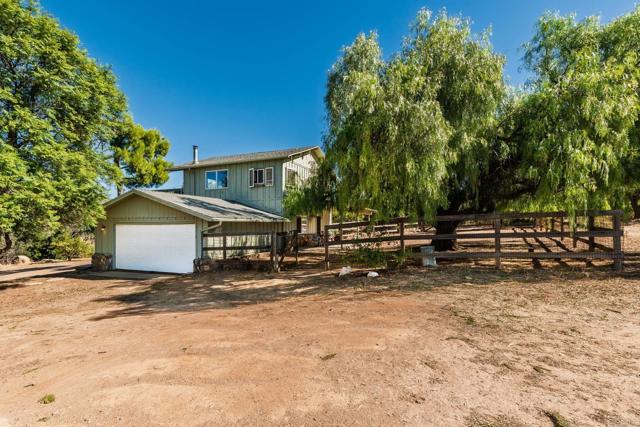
xmin=201 ymin=230 xmax=298 ymax=272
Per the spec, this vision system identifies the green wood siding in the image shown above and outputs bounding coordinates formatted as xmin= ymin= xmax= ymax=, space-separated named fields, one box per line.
xmin=181 ymin=152 xmax=320 ymax=216
xmin=95 ymin=194 xmax=206 ymax=259
xmin=95 ymin=194 xmax=292 ymax=265
xmin=282 ymin=153 xmax=315 ymax=190
xmin=183 ymin=160 xmax=285 ymax=215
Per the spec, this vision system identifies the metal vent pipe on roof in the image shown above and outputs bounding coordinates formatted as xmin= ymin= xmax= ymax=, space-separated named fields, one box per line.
xmin=193 ymin=145 xmax=199 ymax=164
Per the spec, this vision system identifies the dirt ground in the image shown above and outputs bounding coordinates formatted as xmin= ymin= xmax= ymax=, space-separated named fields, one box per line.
xmin=1 ymin=228 xmax=640 ymax=426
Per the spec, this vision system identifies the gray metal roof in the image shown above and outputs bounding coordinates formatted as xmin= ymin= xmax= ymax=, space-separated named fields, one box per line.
xmin=169 ymin=145 xmax=322 ymax=171
xmin=105 ymin=189 xmax=289 ymax=223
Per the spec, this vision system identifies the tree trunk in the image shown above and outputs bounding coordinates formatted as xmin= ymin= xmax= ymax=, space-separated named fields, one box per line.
xmin=114 ymin=155 xmax=124 ymax=196
xmin=7 ymin=128 xmax=17 ymax=148
xmin=430 ymin=192 xmax=464 ymax=252
xmin=0 ymin=232 xmax=13 ymax=257
xmin=431 ymin=219 xmax=461 ymax=251
xmin=631 ymin=193 xmax=640 ymax=219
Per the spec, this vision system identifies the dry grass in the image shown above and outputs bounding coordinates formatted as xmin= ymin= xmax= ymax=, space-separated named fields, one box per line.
xmin=544 ymin=411 xmax=572 ymax=427
xmin=37 ymin=394 xmax=55 ymax=405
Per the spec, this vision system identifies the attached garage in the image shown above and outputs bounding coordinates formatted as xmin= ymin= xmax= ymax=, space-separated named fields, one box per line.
xmin=114 ymin=224 xmax=196 ymax=273
xmin=94 ymin=189 xmax=289 ymax=273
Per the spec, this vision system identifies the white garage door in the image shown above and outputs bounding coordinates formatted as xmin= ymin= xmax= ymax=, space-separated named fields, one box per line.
xmin=115 ymin=224 xmax=196 ymax=273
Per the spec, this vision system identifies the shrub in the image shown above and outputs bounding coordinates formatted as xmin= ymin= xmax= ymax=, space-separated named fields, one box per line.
xmin=38 ymin=394 xmax=55 ymax=404
xmin=51 ymin=230 xmax=93 ymax=260
xmin=344 ymin=247 xmax=410 ymax=269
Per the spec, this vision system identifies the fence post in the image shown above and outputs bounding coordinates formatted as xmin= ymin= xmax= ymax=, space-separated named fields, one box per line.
xmin=294 ymin=230 xmax=299 ymax=264
xmin=588 ymin=215 xmax=595 ymax=252
xmin=270 ymin=231 xmax=278 ymax=272
xmin=324 ymin=225 xmax=330 ymax=270
xmin=613 ymin=212 xmax=623 ymax=272
xmin=494 ymin=218 xmax=501 ymax=269
xmin=222 ymin=234 xmax=227 ymax=260
xmin=560 ymin=215 xmax=565 ymax=241
xmin=399 ymin=219 xmax=405 ymax=253
xmin=339 ymin=222 xmax=343 ymax=250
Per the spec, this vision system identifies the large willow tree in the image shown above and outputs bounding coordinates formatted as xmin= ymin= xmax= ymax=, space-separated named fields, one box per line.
xmin=288 ymin=6 xmax=640 ymax=250
xmin=323 ymin=9 xmax=506 ymax=248
xmin=512 ymin=8 xmax=640 ymax=216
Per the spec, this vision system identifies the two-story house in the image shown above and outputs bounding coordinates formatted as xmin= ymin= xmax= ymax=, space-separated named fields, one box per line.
xmin=94 ymin=145 xmax=330 ymax=273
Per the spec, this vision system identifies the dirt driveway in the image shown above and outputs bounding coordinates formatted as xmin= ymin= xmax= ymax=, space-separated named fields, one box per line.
xmin=1 ymin=251 xmax=640 ymax=426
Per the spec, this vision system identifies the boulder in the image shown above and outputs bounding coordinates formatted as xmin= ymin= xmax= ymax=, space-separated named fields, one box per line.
xmin=11 ymin=255 xmax=31 ymax=265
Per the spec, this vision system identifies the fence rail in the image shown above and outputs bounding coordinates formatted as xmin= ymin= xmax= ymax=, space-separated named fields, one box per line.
xmin=324 ymin=210 xmax=624 ymax=271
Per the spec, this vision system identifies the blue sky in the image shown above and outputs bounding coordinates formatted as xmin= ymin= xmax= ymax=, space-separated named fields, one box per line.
xmin=42 ymin=0 xmax=636 ymax=189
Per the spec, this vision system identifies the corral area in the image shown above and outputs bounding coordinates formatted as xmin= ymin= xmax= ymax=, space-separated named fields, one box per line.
xmin=1 ymin=226 xmax=640 ymax=426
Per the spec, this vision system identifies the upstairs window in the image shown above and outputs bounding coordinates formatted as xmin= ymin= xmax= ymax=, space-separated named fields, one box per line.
xmin=249 ymin=167 xmax=273 ymax=187
xmin=286 ymin=168 xmax=299 ymax=187
xmin=205 ymin=170 xmax=228 ymax=190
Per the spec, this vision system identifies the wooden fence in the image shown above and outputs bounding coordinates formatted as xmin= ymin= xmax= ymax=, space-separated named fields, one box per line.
xmin=324 ymin=210 xmax=624 ymax=271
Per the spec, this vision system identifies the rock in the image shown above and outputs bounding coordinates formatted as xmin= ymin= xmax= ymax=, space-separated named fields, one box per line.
xmin=11 ymin=255 xmax=31 ymax=265
xmin=338 ymin=266 xmax=352 ymax=277
xmin=91 ymin=253 xmax=112 ymax=271
xmin=367 ymin=271 xmax=379 ymax=278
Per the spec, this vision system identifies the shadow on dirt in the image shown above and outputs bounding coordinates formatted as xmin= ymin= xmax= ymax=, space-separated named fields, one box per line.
xmin=88 ymin=252 xmax=636 ymax=320
xmin=0 ymin=262 xmax=91 ymax=282
xmin=0 ymin=283 xmax=25 ymax=291
xmin=0 ymin=267 xmax=117 ymax=287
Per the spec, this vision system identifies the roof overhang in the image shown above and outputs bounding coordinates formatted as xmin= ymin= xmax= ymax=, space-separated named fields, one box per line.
xmin=287 ymin=146 xmax=324 ymax=161
xmin=104 ymin=190 xmax=289 ymax=223
xmin=168 ymin=145 xmax=324 ymax=171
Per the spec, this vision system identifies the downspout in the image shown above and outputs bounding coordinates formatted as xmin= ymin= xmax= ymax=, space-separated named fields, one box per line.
xmin=203 ymin=221 xmax=222 ymax=233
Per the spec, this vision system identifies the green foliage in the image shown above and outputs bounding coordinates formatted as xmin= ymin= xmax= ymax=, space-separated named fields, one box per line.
xmin=323 ymin=9 xmax=505 ymax=220
xmin=110 ymin=116 xmax=172 ymax=195
xmin=51 ymin=229 xmax=93 ymax=260
xmin=512 ymin=8 xmax=640 ymax=216
xmin=38 ymin=394 xmax=55 ymax=405
xmin=344 ymin=246 xmax=409 ymax=269
xmin=0 ymin=0 xmax=170 ymax=258
xmin=0 ymin=144 xmax=56 ymax=253
xmin=0 ymin=0 xmax=120 ymax=255
xmin=283 ymin=159 xmax=336 ymax=217
xmin=313 ymin=6 xmax=640 ymax=224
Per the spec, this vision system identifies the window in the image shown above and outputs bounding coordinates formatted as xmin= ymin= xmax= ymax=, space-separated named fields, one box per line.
xmin=205 ymin=170 xmax=228 ymax=189
xmin=249 ymin=167 xmax=274 ymax=187
xmin=253 ymin=168 xmax=265 ymax=186
xmin=265 ymin=167 xmax=273 ymax=186
xmin=296 ymin=216 xmax=308 ymax=233
xmin=286 ymin=168 xmax=298 ymax=187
